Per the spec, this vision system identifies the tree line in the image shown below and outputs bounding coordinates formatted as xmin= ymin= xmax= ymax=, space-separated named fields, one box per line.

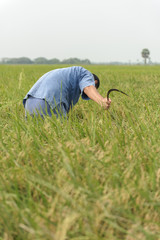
xmin=0 ymin=57 xmax=91 ymax=65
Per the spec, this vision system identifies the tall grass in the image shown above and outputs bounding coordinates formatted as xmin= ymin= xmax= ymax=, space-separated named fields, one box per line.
xmin=0 ymin=65 xmax=160 ymax=240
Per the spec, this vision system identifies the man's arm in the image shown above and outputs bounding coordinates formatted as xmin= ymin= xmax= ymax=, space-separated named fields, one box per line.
xmin=83 ymin=85 xmax=111 ymax=110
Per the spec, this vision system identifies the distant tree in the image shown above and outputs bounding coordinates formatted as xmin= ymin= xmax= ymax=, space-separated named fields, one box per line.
xmin=48 ymin=58 xmax=60 ymax=64
xmin=81 ymin=59 xmax=91 ymax=64
xmin=34 ymin=57 xmax=48 ymax=64
xmin=61 ymin=58 xmax=78 ymax=64
xmin=2 ymin=57 xmax=33 ymax=64
xmin=17 ymin=57 xmax=33 ymax=64
xmin=141 ymin=48 xmax=150 ymax=64
xmin=61 ymin=58 xmax=91 ymax=65
xmin=1 ymin=58 xmax=9 ymax=64
xmin=0 ymin=57 xmax=92 ymax=65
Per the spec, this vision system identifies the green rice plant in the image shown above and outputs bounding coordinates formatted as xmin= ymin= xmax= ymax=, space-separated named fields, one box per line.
xmin=0 ymin=65 xmax=160 ymax=240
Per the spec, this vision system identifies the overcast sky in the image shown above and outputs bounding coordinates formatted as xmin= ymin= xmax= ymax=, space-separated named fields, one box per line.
xmin=0 ymin=0 xmax=160 ymax=63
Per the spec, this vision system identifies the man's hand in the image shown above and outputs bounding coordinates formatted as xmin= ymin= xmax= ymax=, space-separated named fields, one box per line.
xmin=101 ymin=98 xmax=111 ymax=110
xmin=83 ymin=85 xmax=111 ymax=110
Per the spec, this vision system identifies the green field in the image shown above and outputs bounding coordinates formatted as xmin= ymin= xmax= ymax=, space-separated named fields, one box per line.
xmin=0 ymin=65 xmax=160 ymax=240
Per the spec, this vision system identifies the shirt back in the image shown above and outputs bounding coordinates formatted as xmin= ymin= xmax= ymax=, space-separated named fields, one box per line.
xmin=23 ymin=66 xmax=95 ymax=111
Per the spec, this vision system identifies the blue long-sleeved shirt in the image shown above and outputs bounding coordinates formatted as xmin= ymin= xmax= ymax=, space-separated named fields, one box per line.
xmin=23 ymin=66 xmax=95 ymax=112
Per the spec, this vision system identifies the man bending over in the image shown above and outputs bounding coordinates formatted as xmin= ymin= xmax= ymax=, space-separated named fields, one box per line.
xmin=23 ymin=66 xmax=111 ymax=118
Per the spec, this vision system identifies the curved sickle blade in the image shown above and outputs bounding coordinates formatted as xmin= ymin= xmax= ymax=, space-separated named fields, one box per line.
xmin=107 ymin=89 xmax=129 ymax=100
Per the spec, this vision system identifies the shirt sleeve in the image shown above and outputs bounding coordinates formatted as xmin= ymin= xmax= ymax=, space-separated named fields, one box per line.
xmin=79 ymin=68 xmax=95 ymax=100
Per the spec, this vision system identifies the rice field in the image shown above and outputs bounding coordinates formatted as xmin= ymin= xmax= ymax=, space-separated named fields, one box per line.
xmin=0 ymin=64 xmax=160 ymax=240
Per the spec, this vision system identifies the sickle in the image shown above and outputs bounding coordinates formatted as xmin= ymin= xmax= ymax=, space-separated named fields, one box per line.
xmin=107 ymin=88 xmax=129 ymax=100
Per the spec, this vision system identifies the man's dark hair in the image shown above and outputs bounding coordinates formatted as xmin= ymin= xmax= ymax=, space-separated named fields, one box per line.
xmin=92 ymin=73 xmax=100 ymax=89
